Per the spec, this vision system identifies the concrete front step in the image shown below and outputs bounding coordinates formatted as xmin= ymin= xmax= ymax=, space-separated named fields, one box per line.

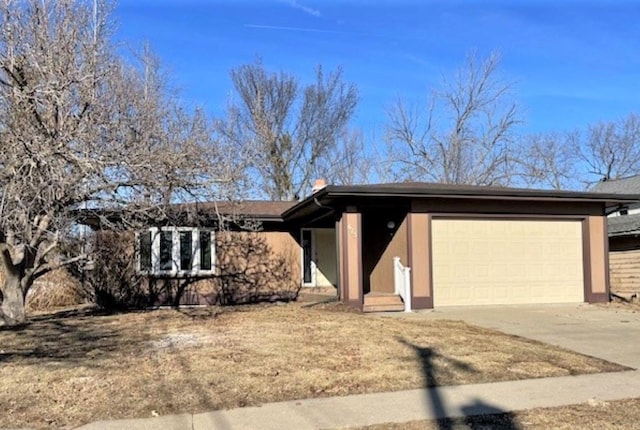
xmin=363 ymin=293 xmax=405 ymax=312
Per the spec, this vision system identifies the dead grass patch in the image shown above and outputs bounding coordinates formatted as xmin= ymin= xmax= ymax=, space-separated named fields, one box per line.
xmin=597 ymin=300 xmax=640 ymax=313
xmin=0 ymin=303 xmax=627 ymax=429
xmin=353 ymin=397 xmax=640 ymax=429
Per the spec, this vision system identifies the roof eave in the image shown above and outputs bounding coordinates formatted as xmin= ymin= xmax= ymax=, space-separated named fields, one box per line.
xmin=323 ymin=186 xmax=639 ymax=205
xmin=281 ymin=185 xmax=640 ymax=221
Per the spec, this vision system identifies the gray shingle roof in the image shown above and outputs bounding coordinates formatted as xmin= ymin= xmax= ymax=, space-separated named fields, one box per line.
xmin=592 ymin=176 xmax=640 ymax=194
xmin=608 ymin=213 xmax=640 ymax=236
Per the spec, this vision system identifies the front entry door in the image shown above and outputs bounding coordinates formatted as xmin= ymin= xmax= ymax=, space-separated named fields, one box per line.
xmin=301 ymin=229 xmax=316 ymax=286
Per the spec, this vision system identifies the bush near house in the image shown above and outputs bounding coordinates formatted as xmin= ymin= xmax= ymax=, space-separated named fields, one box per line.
xmin=0 ymin=267 xmax=85 ymax=313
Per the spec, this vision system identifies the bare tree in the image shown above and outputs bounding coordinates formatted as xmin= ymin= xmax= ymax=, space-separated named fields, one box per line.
xmin=220 ymin=60 xmax=358 ymax=200
xmin=0 ymin=0 xmax=237 ymax=325
xmin=578 ymin=113 xmax=640 ymax=185
xmin=514 ymin=132 xmax=582 ymax=190
xmin=322 ymin=128 xmax=373 ymax=185
xmin=385 ymin=52 xmax=521 ymax=185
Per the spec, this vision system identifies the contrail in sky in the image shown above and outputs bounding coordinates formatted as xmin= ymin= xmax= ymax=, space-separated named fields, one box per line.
xmin=287 ymin=0 xmax=321 ymax=17
xmin=244 ymin=24 xmax=350 ymax=35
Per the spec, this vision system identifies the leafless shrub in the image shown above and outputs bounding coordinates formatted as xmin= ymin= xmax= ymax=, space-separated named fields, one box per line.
xmin=24 ymin=271 xmax=85 ymax=312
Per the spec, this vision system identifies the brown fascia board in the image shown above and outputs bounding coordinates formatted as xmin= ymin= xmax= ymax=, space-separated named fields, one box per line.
xmin=324 ymin=184 xmax=640 ymax=204
xmin=282 ymin=184 xmax=640 ymax=221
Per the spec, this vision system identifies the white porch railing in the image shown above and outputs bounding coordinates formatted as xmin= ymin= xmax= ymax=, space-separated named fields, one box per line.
xmin=393 ymin=256 xmax=412 ymax=312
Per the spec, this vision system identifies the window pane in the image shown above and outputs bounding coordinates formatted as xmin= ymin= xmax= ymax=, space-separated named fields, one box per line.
xmin=159 ymin=230 xmax=173 ymax=271
xmin=139 ymin=231 xmax=152 ymax=271
xmin=302 ymin=230 xmax=312 ymax=283
xmin=200 ymin=231 xmax=212 ymax=271
xmin=180 ymin=231 xmax=193 ymax=271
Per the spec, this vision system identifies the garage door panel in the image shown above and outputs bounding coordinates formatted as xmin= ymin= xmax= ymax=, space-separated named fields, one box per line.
xmin=432 ymin=219 xmax=584 ymax=306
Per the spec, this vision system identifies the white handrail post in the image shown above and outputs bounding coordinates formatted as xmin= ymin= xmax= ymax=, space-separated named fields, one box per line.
xmin=393 ymin=256 xmax=401 ymax=296
xmin=393 ymin=256 xmax=412 ymax=313
xmin=404 ymin=266 xmax=411 ymax=313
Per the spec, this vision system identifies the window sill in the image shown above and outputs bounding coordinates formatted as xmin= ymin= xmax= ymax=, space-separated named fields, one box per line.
xmin=139 ymin=271 xmax=216 ymax=278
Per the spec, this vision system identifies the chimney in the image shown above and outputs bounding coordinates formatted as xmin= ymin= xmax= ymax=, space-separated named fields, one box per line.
xmin=312 ymin=178 xmax=327 ymax=194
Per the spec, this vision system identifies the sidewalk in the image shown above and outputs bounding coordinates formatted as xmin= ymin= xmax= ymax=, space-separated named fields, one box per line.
xmin=77 ymin=370 xmax=640 ymax=430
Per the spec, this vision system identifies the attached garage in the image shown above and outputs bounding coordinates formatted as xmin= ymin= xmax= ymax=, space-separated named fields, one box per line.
xmin=281 ymin=182 xmax=639 ymax=311
xmin=432 ymin=218 xmax=584 ymax=306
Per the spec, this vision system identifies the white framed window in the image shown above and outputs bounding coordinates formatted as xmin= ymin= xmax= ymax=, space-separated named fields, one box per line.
xmin=137 ymin=227 xmax=215 ymax=277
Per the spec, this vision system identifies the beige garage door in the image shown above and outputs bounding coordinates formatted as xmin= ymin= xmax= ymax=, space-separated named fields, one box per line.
xmin=432 ymin=219 xmax=584 ymax=306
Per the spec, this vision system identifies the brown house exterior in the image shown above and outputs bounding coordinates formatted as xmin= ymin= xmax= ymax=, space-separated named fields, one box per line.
xmin=280 ymin=183 xmax=636 ymax=311
xmin=83 ymin=183 xmax=638 ymax=311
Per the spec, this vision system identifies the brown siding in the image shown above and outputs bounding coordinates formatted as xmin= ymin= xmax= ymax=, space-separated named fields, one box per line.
xmin=609 ymin=249 xmax=640 ymax=295
xmin=408 ymin=213 xmax=432 ymax=309
xmin=369 ymin=215 xmax=408 ymax=294
xmin=261 ymin=231 xmax=301 ymax=278
xmin=197 ymin=231 xmax=300 ymax=303
xmin=367 ymin=218 xmax=409 ymax=293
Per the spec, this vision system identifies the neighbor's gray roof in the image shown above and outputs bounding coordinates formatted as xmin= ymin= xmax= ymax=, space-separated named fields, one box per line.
xmin=608 ymin=213 xmax=640 ymax=236
xmin=592 ymin=176 xmax=640 ymax=194
xmin=591 ymin=176 xmax=640 ymax=236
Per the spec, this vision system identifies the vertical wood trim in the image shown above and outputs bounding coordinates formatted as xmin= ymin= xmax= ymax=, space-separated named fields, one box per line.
xmin=408 ymin=213 xmax=433 ymax=309
xmin=344 ymin=212 xmax=363 ymax=307
xmin=603 ymin=215 xmax=611 ymax=301
xmin=582 ymin=218 xmax=592 ymax=302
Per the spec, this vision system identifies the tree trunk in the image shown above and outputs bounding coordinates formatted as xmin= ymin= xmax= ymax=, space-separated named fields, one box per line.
xmin=0 ymin=275 xmax=26 ymax=326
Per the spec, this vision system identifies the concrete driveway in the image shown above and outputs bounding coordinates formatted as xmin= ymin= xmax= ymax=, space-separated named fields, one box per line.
xmin=412 ymin=304 xmax=640 ymax=369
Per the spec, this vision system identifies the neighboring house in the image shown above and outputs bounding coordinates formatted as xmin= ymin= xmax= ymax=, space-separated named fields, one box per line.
xmin=82 ymin=182 xmax=637 ymax=312
xmin=592 ymin=176 xmax=640 ymax=296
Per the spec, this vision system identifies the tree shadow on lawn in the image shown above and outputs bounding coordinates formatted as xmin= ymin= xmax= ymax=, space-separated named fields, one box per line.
xmin=397 ymin=337 xmax=520 ymax=430
xmin=0 ymin=305 xmax=245 ymax=365
xmin=0 ymin=307 xmax=172 ymax=368
xmin=0 ymin=305 xmax=244 ymax=429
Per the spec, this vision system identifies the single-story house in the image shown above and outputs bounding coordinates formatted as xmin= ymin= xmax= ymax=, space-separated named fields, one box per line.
xmin=592 ymin=176 xmax=640 ymax=296
xmin=82 ymin=182 xmax=638 ymax=311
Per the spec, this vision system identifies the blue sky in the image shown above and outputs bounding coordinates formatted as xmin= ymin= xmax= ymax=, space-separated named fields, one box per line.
xmin=114 ymin=0 xmax=640 ymax=138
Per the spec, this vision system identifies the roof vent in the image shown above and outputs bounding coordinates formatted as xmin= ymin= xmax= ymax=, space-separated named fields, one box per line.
xmin=312 ymin=179 xmax=327 ymax=194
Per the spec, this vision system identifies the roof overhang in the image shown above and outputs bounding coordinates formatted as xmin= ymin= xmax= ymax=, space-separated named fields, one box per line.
xmin=76 ymin=201 xmax=294 ymax=230
xmin=282 ymin=184 xmax=640 ymax=223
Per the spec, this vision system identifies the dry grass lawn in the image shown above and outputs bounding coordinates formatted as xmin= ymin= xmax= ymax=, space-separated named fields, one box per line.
xmin=0 ymin=302 xmax=627 ymax=429
xmin=353 ymin=397 xmax=640 ymax=429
